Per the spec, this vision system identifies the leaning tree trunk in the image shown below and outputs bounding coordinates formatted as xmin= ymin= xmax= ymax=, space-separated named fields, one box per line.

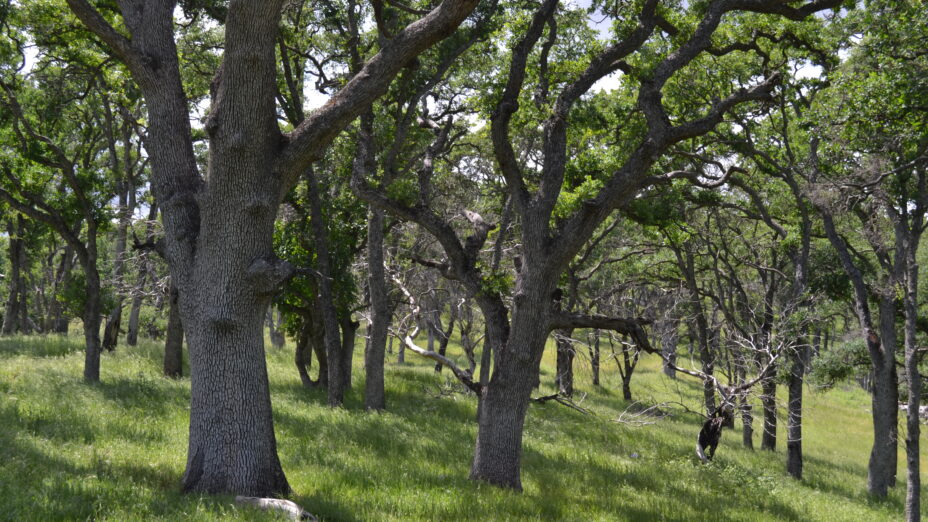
xmin=786 ymin=344 xmax=806 ymax=479
xmin=365 ymin=208 xmax=389 ymax=410
xmin=163 ymin=283 xmax=184 ymax=378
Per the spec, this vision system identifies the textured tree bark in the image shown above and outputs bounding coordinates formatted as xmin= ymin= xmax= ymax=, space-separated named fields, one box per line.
xmin=471 ymin=274 xmax=552 ymax=490
xmin=365 ymin=209 xmax=389 ymax=410
xmin=786 ymin=345 xmax=805 ymax=479
xmin=868 ymin=297 xmax=899 ymax=496
xmin=163 ymin=283 xmax=184 ymax=378
xmin=65 ymin=0 xmax=481 ymax=497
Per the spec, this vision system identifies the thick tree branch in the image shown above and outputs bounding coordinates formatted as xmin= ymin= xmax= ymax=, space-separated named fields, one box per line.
xmin=548 ymin=312 xmax=654 ymax=354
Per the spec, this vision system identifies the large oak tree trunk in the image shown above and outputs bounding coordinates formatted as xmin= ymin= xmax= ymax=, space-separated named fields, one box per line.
xmin=178 ymin=2 xmax=290 ymax=496
xmin=471 ymin=276 xmax=551 ymax=490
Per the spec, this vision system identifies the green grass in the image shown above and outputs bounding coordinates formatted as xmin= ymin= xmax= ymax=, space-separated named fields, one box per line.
xmin=0 ymin=333 xmax=922 ymax=521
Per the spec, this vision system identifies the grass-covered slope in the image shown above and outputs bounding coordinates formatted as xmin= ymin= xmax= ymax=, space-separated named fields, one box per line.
xmin=0 ymin=334 xmax=921 ymax=520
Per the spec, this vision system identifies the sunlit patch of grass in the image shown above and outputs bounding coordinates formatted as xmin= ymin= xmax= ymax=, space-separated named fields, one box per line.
xmin=0 ymin=332 xmax=921 ymax=520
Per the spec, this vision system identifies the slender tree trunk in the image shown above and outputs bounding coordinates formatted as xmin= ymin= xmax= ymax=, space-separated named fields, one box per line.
xmin=786 ymin=344 xmax=805 ymax=479
xmin=103 ymin=179 xmax=132 ymax=351
xmin=903 ymin=255 xmax=921 ymax=521
xmin=50 ymin=243 xmax=75 ymax=334
xmin=339 ymin=313 xmax=359 ymax=390
xmin=307 ymin=168 xmax=345 ymax=407
xmin=295 ymin=321 xmax=314 ymax=388
xmin=267 ymin=307 xmax=286 ymax=348
xmin=590 ymin=330 xmax=600 ymax=386
xmin=127 ymin=204 xmax=158 ymax=345
xmin=741 ymin=395 xmax=754 ymax=449
xmin=126 ymin=270 xmax=147 ymax=345
xmin=433 ymin=310 xmax=455 ymax=373
xmin=81 ymin=250 xmax=103 ymax=383
xmin=365 ymin=208 xmax=389 ymax=410
xmin=761 ymin=369 xmax=777 ymax=451
xmin=660 ymin=319 xmax=677 ymax=379
xmin=554 ymin=329 xmax=574 ymax=397
xmin=164 ymin=283 xmax=184 ymax=378
xmin=2 ymin=217 xmax=24 ymax=335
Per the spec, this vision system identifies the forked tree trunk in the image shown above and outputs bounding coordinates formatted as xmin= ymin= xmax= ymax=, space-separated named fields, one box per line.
xmin=365 ymin=207 xmax=389 ymax=410
xmin=164 ymin=283 xmax=184 ymax=378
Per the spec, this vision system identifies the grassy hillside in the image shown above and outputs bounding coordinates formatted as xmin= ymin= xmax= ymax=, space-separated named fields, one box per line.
xmin=0 ymin=333 xmax=921 ymax=521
